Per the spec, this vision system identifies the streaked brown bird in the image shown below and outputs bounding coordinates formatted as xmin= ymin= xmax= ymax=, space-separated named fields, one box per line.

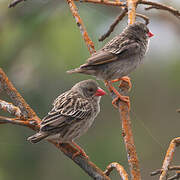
xmin=67 ymin=22 xmax=154 ymax=108
xmin=27 ymin=79 xmax=106 ymax=158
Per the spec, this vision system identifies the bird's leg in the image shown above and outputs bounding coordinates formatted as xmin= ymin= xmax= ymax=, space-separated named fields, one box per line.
xmin=71 ymin=141 xmax=89 ymax=159
xmin=110 ymin=76 xmax=132 ymax=90
xmin=119 ymin=76 xmax=132 ymax=90
xmin=105 ymin=80 xmax=130 ymax=109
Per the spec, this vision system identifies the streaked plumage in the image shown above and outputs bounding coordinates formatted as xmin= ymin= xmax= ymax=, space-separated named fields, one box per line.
xmin=67 ymin=22 xmax=153 ymax=80
xmin=27 ymin=80 xmax=106 ymax=144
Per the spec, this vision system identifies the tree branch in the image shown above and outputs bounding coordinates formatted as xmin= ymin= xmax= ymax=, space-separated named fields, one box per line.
xmin=151 ymin=138 xmax=180 ymax=180
xmin=74 ymin=0 xmax=126 ymax=7
xmin=66 ymin=0 xmax=96 ymax=54
xmin=99 ymin=8 xmax=128 ymax=42
xmin=139 ymin=0 xmax=180 ymax=19
xmin=136 ymin=13 xmax=149 ymax=25
xmin=8 ymin=0 xmax=25 ymax=8
xmin=104 ymin=162 xmax=129 ymax=180
xmin=109 ymin=80 xmax=141 ymax=180
xmin=0 ymin=68 xmax=39 ymax=121
xmin=160 ymin=137 xmax=180 ymax=180
xmin=0 ymin=99 xmax=22 ymax=117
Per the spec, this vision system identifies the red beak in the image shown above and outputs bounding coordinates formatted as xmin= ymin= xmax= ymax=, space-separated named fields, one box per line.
xmin=148 ymin=31 xmax=154 ymax=38
xmin=95 ymin=88 xmax=106 ymax=96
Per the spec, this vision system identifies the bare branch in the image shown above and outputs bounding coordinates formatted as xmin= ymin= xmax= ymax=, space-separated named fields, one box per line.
xmin=104 ymin=162 xmax=129 ymax=180
xmin=168 ymin=171 xmax=180 ymax=180
xmin=158 ymin=137 xmax=180 ymax=180
xmin=0 ymin=68 xmax=40 ymax=121
xmin=127 ymin=0 xmax=140 ymax=25
xmin=151 ymin=166 xmax=180 ymax=177
xmin=0 ymin=99 xmax=22 ymax=117
xmin=139 ymin=0 xmax=180 ymax=19
xmin=74 ymin=0 xmax=126 ymax=7
xmin=151 ymin=169 xmax=162 ymax=176
xmin=170 ymin=166 xmax=180 ymax=171
xmin=99 ymin=11 xmax=150 ymax=42
xmin=99 ymin=8 xmax=128 ymax=42
xmin=109 ymin=80 xmax=141 ymax=180
xmin=66 ymin=0 xmax=96 ymax=54
xmin=8 ymin=0 xmax=25 ymax=8
xmin=0 ymin=116 xmax=37 ymax=127
xmin=136 ymin=13 xmax=149 ymax=25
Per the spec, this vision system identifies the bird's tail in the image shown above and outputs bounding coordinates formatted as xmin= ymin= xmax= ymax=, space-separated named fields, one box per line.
xmin=66 ymin=67 xmax=83 ymax=74
xmin=67 ymin=65 xmax=95 ymax=75
xmin=27 ymin=132 xmax=49 ymax=143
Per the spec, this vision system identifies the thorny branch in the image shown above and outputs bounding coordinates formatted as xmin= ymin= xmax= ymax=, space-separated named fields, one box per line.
xmin=0 ymin=68 xmax=110 ymax=180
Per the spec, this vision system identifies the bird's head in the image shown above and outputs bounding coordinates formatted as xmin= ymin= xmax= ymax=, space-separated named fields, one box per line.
xmin=71 ymin=79 xmax=106 ymax=99
xmin=125 ymin=22 xmax=154 ymax=41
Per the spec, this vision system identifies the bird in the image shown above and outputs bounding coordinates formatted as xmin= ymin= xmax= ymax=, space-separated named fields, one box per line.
xmin=27 ymin=79 xmax=106 ymax=158
xmin=67 ymin=22 xmax=154 ymax=108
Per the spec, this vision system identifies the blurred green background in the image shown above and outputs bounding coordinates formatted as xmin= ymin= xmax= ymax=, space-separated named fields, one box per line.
xmin=0 ymin=0 xmax=180 ymax=179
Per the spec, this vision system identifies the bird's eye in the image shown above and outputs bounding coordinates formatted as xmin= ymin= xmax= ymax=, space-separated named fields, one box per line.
xmin=88 ymin=88 xmax=94 ymax=92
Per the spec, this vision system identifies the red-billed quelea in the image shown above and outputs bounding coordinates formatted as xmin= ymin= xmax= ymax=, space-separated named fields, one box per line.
xmin=27 ymin=79 xmax=106 ymax=158
xmin=67 ymin=22 xmax=154 ymax=108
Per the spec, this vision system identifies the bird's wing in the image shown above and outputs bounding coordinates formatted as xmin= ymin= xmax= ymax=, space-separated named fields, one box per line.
xmin=40 ymin=91 xmax=92 ymax=132
xmin=85 ymin=40 xmax=140 ymax=66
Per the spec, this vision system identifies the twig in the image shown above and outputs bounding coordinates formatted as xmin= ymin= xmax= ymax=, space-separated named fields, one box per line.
xmin=0 ymin=116 xmax=37 ymax=128
xmin=0 ymin=99 xmax=22 ymax=117
xmin=99 ymin=8 xmax=128 ymax=42
xmin=139 ymin=0 xmax=180 ymax=19
xmin=50 ymin=141 xmax=110 ymax=180
xmin=160 ymin=137 xmax=180 ymax=180
xmin=74 ymin=0 xmax=126 ymax=7
xmin=66 ymin=0 xmax=96 ymax=54
xmin=8 ymin=0 xmax=25 ymax=8
xmin=0 ymin=68 xmax=39 ymax=121
xmin=99 ymin=10 xmax=149 ymax=42
xmin=151 ymin=166 xmax=180 ymax=176
xmin=104 ymin=162 xmax=129 ymax=180
xmin=136 ymin=13 xmax=149 ymax=25
xmin=151 ymin=169 xmax=162 ymax=176
xmin=168 ymin=171 xmax=180 ymax=180
xmin=0 ymin=68 xmax=110 ymax=180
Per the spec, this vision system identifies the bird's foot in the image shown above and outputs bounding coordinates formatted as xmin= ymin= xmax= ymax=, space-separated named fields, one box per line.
xmin=105 ymin=80 xmax=130 ymax=110
xmin=71 ymin=141 xmax=89 ymax=159
xmin=112 ymin=95 xmax=130 ymax=109
xmin=110 ymin=76 xmax=132 ymax=91
xmin=118 ymin=76 xmax=132 ymax=91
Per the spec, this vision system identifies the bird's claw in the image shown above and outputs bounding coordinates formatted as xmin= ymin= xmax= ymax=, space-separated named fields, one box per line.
xmin=119 ymin=76 xmax=132 ymax=91
xmin=112 ymin=95 xmax=130 ymax=109
xmin=72 ymin=150 xmax=89 ymax=160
